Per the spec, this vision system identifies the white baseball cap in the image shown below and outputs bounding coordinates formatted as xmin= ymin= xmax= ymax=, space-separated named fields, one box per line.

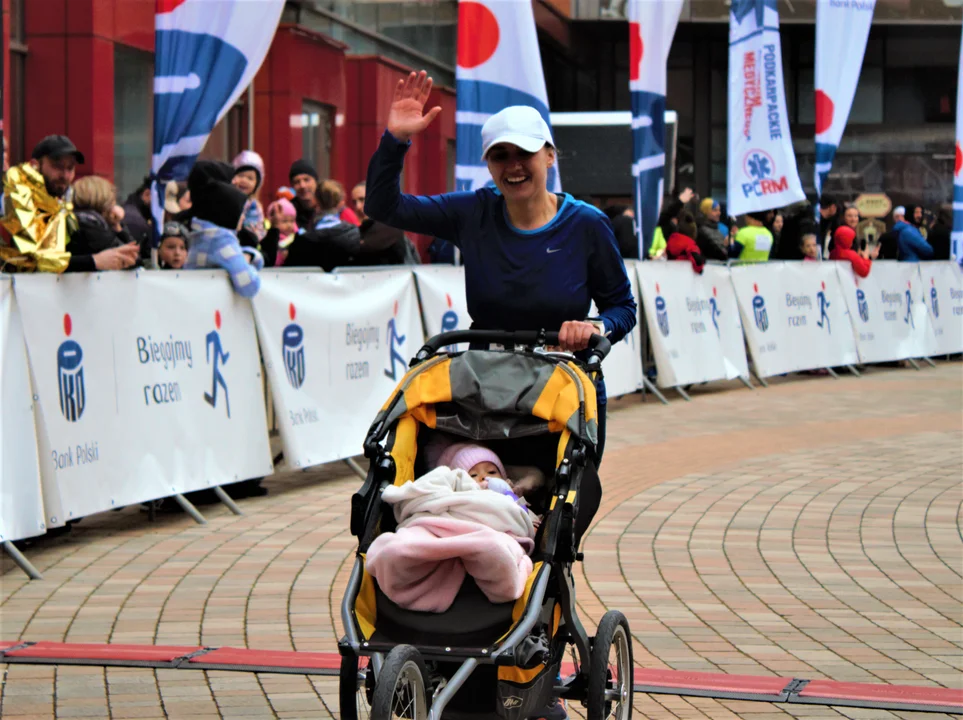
xmin=480 ymin=106 xmax=555 ymax=162
xmin=893 ymin=206 xmax=906 ymax=217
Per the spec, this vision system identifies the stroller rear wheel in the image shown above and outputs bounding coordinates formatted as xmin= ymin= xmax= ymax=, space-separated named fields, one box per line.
xmin=587 ymin=610 xmax=633 ymax=720
xmin=340 ymin=654 xmax=372 ymax=720
xmin=370 ymin=645 xmax=430 ymax=720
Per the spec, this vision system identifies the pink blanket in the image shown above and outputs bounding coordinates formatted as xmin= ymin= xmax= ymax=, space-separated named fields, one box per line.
xmin=366 ymin=516 xmax=534 ymax=613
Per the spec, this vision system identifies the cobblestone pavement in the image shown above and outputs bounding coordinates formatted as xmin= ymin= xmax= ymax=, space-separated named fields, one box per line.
xmin=1 ymin=363 xmax=961 ymax=719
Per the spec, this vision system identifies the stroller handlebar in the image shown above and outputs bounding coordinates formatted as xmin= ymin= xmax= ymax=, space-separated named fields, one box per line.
xmin=414 ymin=329 xmax=612 ymax=369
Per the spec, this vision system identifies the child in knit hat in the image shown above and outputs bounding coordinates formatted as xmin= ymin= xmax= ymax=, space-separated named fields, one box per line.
xmin=438 ymin=442 xmax=523 ymax=503
xmin=265 ymin=198 xmax=299 ymax=267
xmin=232 ymin=150 xmax=266 ymax=241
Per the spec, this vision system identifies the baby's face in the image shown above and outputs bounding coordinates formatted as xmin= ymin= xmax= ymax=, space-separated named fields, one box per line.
xmin=468 ymin=461 xmax=502 ymax=484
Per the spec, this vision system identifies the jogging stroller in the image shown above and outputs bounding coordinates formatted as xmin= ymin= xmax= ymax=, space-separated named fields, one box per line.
xmin=339 ymin=330 xmax=633 ymax=720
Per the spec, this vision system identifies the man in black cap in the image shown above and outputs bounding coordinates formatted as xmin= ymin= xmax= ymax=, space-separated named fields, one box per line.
xmin=289 ymin=158 xmax=319 ymax=229
xmin=29 ymin=135 xmax=84 ymax=199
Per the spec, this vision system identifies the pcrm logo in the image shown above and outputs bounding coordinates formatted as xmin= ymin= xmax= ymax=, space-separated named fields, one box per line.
xmin=384 ymin=300 xmax=407 ymax=381
xmin=282 ymin=302 xmax=306 ymax=389
xmin=654 ymin=283 xmax=669 ymax=337
xmin=741 ymin=149 xmax=789 ymax=199
xmin=856 ymin=288 xmax=870 ymax=322
xmin=816 ymin=281 xmax=831 ymax=334
xmin=56 ymin=313 xmax=86 ymax=423
xmin=751 ymin=283 xmax=769 ymax=332
xmin=204 ymin=310 xmax=231 ymax=418
xmin=930 ymin=277 xmax=939 ymax=318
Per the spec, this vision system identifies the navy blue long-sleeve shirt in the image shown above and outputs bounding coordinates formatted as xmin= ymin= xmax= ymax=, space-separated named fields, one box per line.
xmin=365 ymin=131 xmax=637 ymax=349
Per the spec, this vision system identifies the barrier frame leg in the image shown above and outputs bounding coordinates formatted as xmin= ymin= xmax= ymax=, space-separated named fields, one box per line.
xmin=922 ymin=356 xmax=937 ymax=368
xmin=214 ymin=486 xmax=244 ymax=516
xmin=739 ymin=376 xmax=754 ymax=390
xmin=172 ymin=494 xmax=207 ymax=525
xmin=3 ymin=540 xmax=42 ymax=580
xmin=642 ymin=376 xmax=670 ymax=406
xmin=846 ymin=365 xmax=861 ymax=377
xmin=825 ymin=367 xmax=839 ymax=379
xmin=675 ymin=386 xmax=692 ymax=402
xmin=907 ymin=358 xmax=922 ymax=371
xmin=344 ymin=458 xmax=367 ymax=480
xmin=752 ymin=371 xmax=769 ymax=388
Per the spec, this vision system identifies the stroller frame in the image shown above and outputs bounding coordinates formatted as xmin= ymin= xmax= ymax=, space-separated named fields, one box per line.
xmin=338 ymin=330 xmax=629 ymax=720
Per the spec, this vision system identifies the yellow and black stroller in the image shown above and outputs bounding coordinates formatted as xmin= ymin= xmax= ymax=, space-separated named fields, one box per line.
xmin=339 ymin=330 xmax=633 ymax=720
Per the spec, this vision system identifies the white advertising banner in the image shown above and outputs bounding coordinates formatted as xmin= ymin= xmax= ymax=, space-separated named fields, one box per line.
xmin=413 ymin=266 xmax=471 ymax=352
xmin=637 ymin=262 xmax=747 ymax=388
xmin=834 ymin=261 xmax=932 ymax=364
xmin=253 ymin=270 xmax=422 ymax=468
xmin=919 ymin=262 xmax=963 ymax=356
xmin=15 ymin=272 xmax=273 ymax=527
xmin=591 ymin=260 xmax=644 ymax=398
xmin=0 ymin=279 xmax=45 ymax=542
xmin=727 ymin=0 xmax=805 ymax=215
xmin=703 ymin=264 xmax=751 ymax=381
xmin=731 ymin=261 xmax=858 ymax=377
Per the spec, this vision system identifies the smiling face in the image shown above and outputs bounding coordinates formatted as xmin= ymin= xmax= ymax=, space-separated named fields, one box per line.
xmin=232 ymin=169 xmax=258 ymax=197
xmin=292 ymin=174 xmax=317 ymax=204
xmin=485 ymin=143 xmax=554 ymax=203
xmin=844 ymin=206 xmax=860 ymax=229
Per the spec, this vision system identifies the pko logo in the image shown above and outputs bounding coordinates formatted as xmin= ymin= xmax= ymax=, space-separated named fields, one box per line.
xmin=752 ymin=283 xmax=769 ymax=332
xmin=741 ymin=149 xmax=789 ymax=199
xmin=56 ymin=313 xmax=86 ymax=422
xmin=654 ymin=283 xmax=669 ymax=337
xmin=930 ymin=278 xmax=939 ymax=318
xmin=282 ymin=303 xmax=306 ymax=389
xmin=856 ymin=288 xmax=869 ymax=322
xmin=441 ymin=293 xmax=459 ymax=353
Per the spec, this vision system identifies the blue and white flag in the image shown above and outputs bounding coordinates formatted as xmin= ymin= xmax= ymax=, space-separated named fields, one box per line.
xmin=627 ymin=0 xmax=683 ymax=258
xmin=151 ymin=0 xmax=283 ymax=236
xmin=814 ymin=0 xmax=875 ymax=199
xmin=727 ymin=0 xmax=805 ymax=216
xmin=953 ymin=24 xmax=963 ymax=265
xmin=455 ymin=0 xmax=559 ymax=192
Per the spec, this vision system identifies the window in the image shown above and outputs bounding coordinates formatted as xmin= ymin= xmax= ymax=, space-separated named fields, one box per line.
xmin=302 ymin=100 xmax=333 ymax=180
xmin=113 ymin=45 xmax=154 ymax=197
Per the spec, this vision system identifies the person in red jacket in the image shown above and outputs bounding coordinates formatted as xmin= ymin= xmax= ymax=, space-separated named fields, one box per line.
xmin=830 ymin=225 xmax=878 ymax=278
xmin=666 ymin=212 xmax=705 ymax=273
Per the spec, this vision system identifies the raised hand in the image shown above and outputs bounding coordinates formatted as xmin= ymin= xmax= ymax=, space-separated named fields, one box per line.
xmin=387 ymin=71 xmax=442 ymax=142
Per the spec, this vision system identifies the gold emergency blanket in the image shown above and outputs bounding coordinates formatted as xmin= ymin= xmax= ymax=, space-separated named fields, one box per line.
xmin=0 ymin=163 xmax=73 ymax=273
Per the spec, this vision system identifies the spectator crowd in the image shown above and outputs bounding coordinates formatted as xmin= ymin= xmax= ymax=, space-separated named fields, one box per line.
xmin=0 ymin=133 xmax=955 ymax=294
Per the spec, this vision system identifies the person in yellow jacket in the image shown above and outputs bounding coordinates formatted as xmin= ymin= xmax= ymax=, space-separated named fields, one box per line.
xmin=730 ymin=211 xmax=773 ymax=263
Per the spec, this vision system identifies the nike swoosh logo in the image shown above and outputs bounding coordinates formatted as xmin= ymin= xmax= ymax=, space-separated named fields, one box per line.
xmin=546 ymin=248 xmax=561 ymax=254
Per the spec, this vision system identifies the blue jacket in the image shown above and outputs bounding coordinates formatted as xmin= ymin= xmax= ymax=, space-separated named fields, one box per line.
xmin=893 ymin=221 xmax=934 ymax=262
xmin=186 ymin=219 xmax=264 ymax=298
xmin=364 ymin=131 xmax=637 ymax=346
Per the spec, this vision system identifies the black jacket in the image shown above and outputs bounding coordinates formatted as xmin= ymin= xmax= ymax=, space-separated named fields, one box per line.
xmin=358 ymin=220 xmax=412 ymax=265
xmin=65 ymin=210 xmax=137 ymax=273
xmin=926 ymin=223 xmax=951 ymax=260
xmin=695 ymin=222 xmax=728 ymax=262
xmin=878 ymin=229 xmax=899 ymax=260
xmin=284 ymin=220 xmax=362 ymax=272
xmin=610 ymin=214 xmax=639 ymax=260
xmin=122 ymin=192 xmax=154 ymax=259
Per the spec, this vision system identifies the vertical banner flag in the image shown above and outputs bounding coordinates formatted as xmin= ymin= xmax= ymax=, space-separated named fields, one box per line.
xmin=151 ymin=0 xmax=284 ymax=238
xmin=455 ymin=0 xmax=560 ymax=192
xmin=728 ymin=0 xmax=805 ymax=216
xmin=953 ymin=23 xmax=963 ymax=265
xmin=627 ymin=0 xmax=683 ymax=259
xmin=814 ymin=0 xmax=875 ymax=199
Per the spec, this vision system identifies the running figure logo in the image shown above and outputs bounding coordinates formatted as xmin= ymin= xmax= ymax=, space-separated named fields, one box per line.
xmin=709 ymin=287 xmax=721 ymax=338
xmin=654 ymin=283 xmax=669 ymax=337
xmin=751 ymin=283 xmax=769 ymax=332
xmin=903 ymin=282 xmax=914 ymax=328
xmin=816 ymin=281 xmax=831 ymax=333
xmin=282 ymin=303 xmax=306 ymax=389
xmin=384 ymin=301 xmax=407 ymax=381
xmin=56 ymin=313 xmax=86 ymax=422
xmin=930 ymin=279 xmax=939 ymax=318
xmin=204 ymin=310 xmax=231 ymax=418
xmin=856 ymin=288 xmax=869 ymax=322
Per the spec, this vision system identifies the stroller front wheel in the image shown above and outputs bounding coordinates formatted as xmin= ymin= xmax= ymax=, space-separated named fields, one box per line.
xmin=587 ymin=610 xmax=633 ymax=720
xmin=370 ymin=645 xmax=430 ymax=720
